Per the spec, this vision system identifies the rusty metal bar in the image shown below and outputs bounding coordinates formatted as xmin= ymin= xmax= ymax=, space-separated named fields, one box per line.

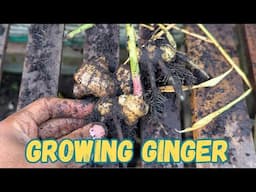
xmin=0 ymin=24 xmax=9 ymax=84
xmin=17 ymin=24 xmax=64 ymax=110
xmin=243 ymin=24 xmax=256 ymax=90
xmin=186 ymin=24 xmax=256 ymax=168
xmin=139 ymin=26 xmax=184 ymax=168
xmin=243 ymin=24 xmax=256 ymax=148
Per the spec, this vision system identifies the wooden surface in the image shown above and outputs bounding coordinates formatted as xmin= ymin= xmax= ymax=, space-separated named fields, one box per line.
xmin=17 ymin=24 xmax=64 ymax=110
xmin=0 ymin=24 xmax=9 ymax=84
xmin=139 ymin=26 xmax=183 ymax=168
xmin=186 ymin=24 xmax=256 ymax=167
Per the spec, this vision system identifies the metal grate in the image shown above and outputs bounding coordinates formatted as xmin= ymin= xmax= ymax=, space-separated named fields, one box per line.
xmin=9 ymin=24 xmax=85 ymax=46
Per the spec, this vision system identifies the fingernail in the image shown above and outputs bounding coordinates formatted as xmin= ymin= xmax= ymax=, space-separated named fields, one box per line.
xmin=89 ymin=124 xmax=106 ymax=139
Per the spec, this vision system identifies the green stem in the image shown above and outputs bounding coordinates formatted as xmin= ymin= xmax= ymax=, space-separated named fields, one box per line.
xmin=126 ymin=24 xmax=143 ymax=96
xmin=66 ymin=24 xmax=95 ymax=39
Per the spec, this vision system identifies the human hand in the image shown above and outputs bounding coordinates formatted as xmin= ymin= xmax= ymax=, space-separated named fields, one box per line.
xmin=0 ymin=97 xmax=106 ymax=168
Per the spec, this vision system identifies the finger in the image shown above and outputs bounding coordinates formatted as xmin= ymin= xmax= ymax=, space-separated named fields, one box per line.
xmin=59 ymin=122 xmax=107 ymax=140
xmin=38 ymin=118 xmax=89 ymax=139
xmin=16 ymin=97 xmax=95 ymax=125
xmin=54 ymin=123 xmax=107 ymax=168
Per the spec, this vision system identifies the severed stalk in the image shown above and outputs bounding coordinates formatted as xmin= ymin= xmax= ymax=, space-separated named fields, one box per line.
xmin=126 ymin=24 xmax=143 ymax=96
xmin=151 ymin=24 xmax=176 ymax=40
xmin=65 ymin=24 xmax=95 ymax=39
xmin=140 ymin=24 xmax=155 ymax=31
xmin=171 ymin=25 xmax=214 ymax=44
xmin=157 ymin=24 xmax=177 ymax=50
xmin=153 ymin=24 xmax=213 ymax=43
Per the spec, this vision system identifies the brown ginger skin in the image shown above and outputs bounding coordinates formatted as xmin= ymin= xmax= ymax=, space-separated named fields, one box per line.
xmin=73 ymin=56 xmax=148 ymax=126
xmin=96 ymin=95 xmax=149 ymax=126
xmin=73 ymin=57 xmax=116 ymax=98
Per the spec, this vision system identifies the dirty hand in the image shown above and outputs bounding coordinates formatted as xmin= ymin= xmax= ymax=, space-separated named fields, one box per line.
xmin=0 ymin=97 xmax=106 ymax=168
